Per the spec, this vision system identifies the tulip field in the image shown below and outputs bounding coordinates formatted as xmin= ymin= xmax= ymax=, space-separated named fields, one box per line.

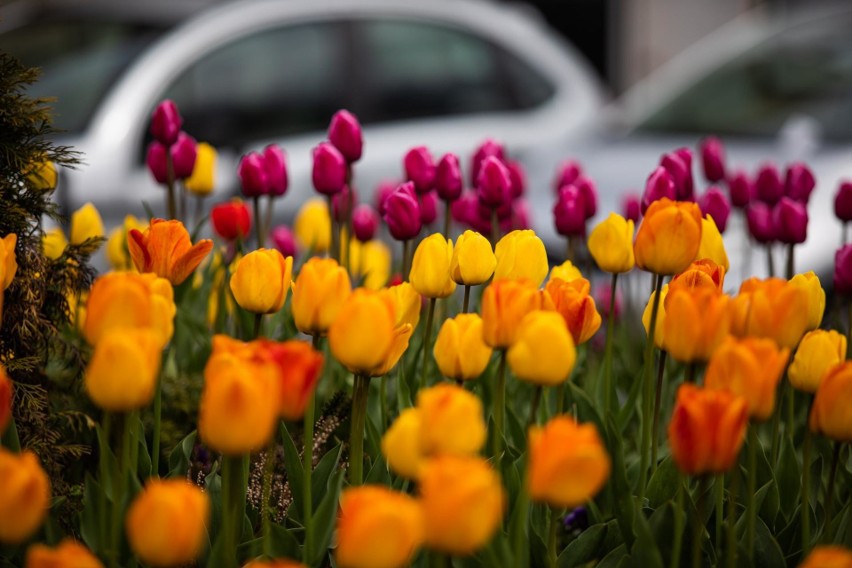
xmin=2 ymin=54 xmax=852 ymax=568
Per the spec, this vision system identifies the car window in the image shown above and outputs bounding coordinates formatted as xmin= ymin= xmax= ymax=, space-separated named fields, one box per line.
xmin=637 ymin=15 xmax=852 ymax=141
xmin=352 ymin=19 xmax=554 ymax=124
xmin=157 ymin=21 xmax=350 ymax=149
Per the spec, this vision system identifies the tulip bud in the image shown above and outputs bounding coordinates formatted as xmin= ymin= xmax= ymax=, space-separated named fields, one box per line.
xmin=553 ymin=160 xmax=582 ymax=194
xmin=263 ymin=144 xmax=288 ymax=197
xmin=772 ymin=197 xmax=808 ymax=244
xmin=328 ymin=109 xmax=363 ymax=163
xmin=351 ymin=239 xmax=392 ymax=290
xmin=329 ymin=289 xmax=399 ymax=375
xmin=352 ymin=204 xmax=379 ymax=242
xmin=435 ymin=153 xmax=463 ymax=201
xmin=809 ymin=361 xmax=852 ymax=442
xmin=294 ymin=198 xmax=331 ymax=253
xmin=238 ymin=152 xmax=269 ymax=197
xmin=374 ymin=180 xmax=397 ymax=216
xmin=755 ymin=163 xmax=784 ymax=205
xmin=728 ymin=170 xmax=753 ymax=208
xmin=507 ymin=160 xmax=526 ymax=200
xmin=634 ymin=198 xmax=702 ymax=275
xmin=291 ymin=257 xmax=351 ymax=336
xmin=494 ymin=230 xmax=549 ymax=286
xmin=697 ymin=215 xmax=730 ymax=272
xmin=799 ymin=547 xmax=852 ymax=568
xmin=85 ymin=329 xmax=164 ymax=411
xmin=641 ymin=166 xmax=676 ymax=214
xmin=257 ymin=339 xmax=324 ymax=421
xmin=404 ymin=146 xmax=436 ymax=194
xmin=834 ymin=244 xmax=852 ymax=295
xmin=622 ymin=193 xmax=641 ymax=222
xmin=419 ymin=191 xmax=438 ymax=226
xmin=230 ymin=249 xmax=292 ymax=314
xmin=550 ymin=260 xmax=583 ymax=283
xmin=312 ymin=142 xmax=347 ymax=195
xmin=450 ymin=230 xmax=495 ymax=286
xmin=587 ymin=213 xmax=635 ymax=274
xmin=546 ymin=277 xmax=602 ymax=345
xmin=42 ymin=227 xmax=66 ymax=261
xmin=789 ymin=330 xmax=846 ymax=393
xmin=418 ymin=384 xmax=487 ymax=456
xmin=149 ymin=100 xmax=182 ymax=146
xmin=185 ymin=142 xmax=217 ymax=196
xmin=698 ymin=187 xmax=731 ymax=233
xmin=171 ymin=132 xmax=197 ymax=179
xmin=270 ymin=225 xmax=298 ymax=260
xmin=660 ymin=151 xmax=694 ymax=201
xmin=785 ymin=162 xmax=816 ymax=203
xmin=381 ymin=408 xmax=423 ymax=480
xmin=575 ymin=175 xmax=598 ymax=219
xmin=789 ymin=271 xmax=825 ymax=331
xmin=0 ymin=448 xmax=50 ymax=544
xmin=745 ymin=202 xmax=775 ymax=244
xmin=331 ymin=185 xmax=356 ymax=224
xmin=553 ymin=185 xmax=587 ymax=237
xmin=476 ymin=156 xmax=511 ymax=208
xmin=433 ymin=314 xmax=493 ymax=381
xmin=70 ymin=202 xmax=105 ymax=246
xmin=128 ymin=219 xmax=213 ymax=285
xmin=834 ymin=181 xmax=852 ymax=222
xmin=730 ymin=277 xmax=809 ymax=349
xmin=508 ymin=311 xmax=576 ymax=386
xmin=383 ymin=182 xmax=422 ymax=241
xmin=146 ymin=141 xmax=168 ymax=184
xmin=663 ymin=288 xmax=730 ymax=364
xmin=25 ymin=539 xmax=103 ymax=567
xmin=0 ymin=368 xmax=10 ymax=435
xmin=700 ymin=136 xmax=726 ymax=182
xmin=211 ymin=199 xmax=251 ymax=242
xmin=481 ymin=279 xmax=553 ymax=349
xmin=470 ymin=139 xmax=505 ymax=187
xmin=409 ymin=233 xmax=456 ymax=298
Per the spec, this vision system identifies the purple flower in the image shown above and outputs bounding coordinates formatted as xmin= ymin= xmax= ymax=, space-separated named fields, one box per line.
xmin=270 ymin=225 xmax=298 ymax=260
xmin=660 ymin=150 xmax=694 ymax=201
xmin=476 ymin=156 xmax=511 ymax=208
xmin=622 ymin=193 xmax=641 ymax=222
xmin=746 ymin=202 xmax=775 ymax=244
xmin=263 ymin=144 xmax=288 ymax=197
xmin=563 ymin=506 xmax=588 ymax=533
xmin=507 ymin=160 xmax=526 ymax=200
xmin=553 ymin=160 xmax=582 ymax=194
xmin=146 ymin=141 xmax=167 ymax=184
xmin=383 ymin=182 xmax=422 ymax=241
xmin=311 ymin=142 xmax=347 ymax=195
xmin=755 ymin=163 xmax=784 ymax=205
xmin=700 ymin=136 xmax=726 ymax=183
xmin=575 ymin=175 xmax=598 ymax=219
xmin=698 ymin=187 xmax=731 ymax=233
xmin=328 ymin=109 xmax=363 ymax=163
xmin=171 ymin=132 xmax=197 ymax=179
xmin=419 ymin=191 xmax=438 ymax=225
xmin=331 ymin=185 xmax=356 ymax=224
xmin=553 ymin=184 xmax=587 ymax=237
xmin=435 ymin=153 xmax=463 ymax=202
xmin=238 ymin=152 xmax=269 ymax=197
xmin=375 ymin=180 xmax=398 ymax=217
xmin=641 ymin=166 xmax=676 ymax=214
xmin=728 ymin=170 xmax=753 ymax=209
xmin=835 ymin=244 xmax=852 ymax=295
xmin=470 ymin=139 xmax=505 ymax=186
xmin=834 ymin=181 xmax=852 ymax=222
xmin=785 ymin=162 xmax=815 ymax=203
xmin=403 ymin=146 xmax=436 ymax=194
xmin=150 ymin=100 xmax=182 ymax=147
xmin=509 ymin=198 xmax=531 ymax=231
xmin=772 ymin=197 xmax=808 ymax=244
xmin=352 ymin=204 xmax=379 ymax=242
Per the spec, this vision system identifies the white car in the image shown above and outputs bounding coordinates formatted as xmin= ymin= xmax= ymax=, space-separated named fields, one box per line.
xmin=3 ymin=0 xmax=604 ymax=227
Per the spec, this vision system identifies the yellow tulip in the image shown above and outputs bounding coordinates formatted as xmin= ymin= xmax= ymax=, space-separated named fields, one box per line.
xmin=291 ymin=257 xmax=351 ymax=335
xmin=789 ymin=330 xmax=847 ymax=393
xmin=433 ymin=313 xmax=492 ymax=381
xmin=70 ymin=203 xmax=104 ymax=246
xmin=418 ymin=384 xmax=487 ymax=457
xmin=349 ymin=239 xmax=391 ymax=290
xmin=507 ymin=311 xmax=576 ymax=386
xmin=549 ymin=260 xmax=582 ymax=283
xmin=634 ymin=198 xmax=702 ymax=275
xmin=105 ymin=215 xmax=146 ymax=271
xmin=294 ymin=198 xmax=331 ymax=253
xmin=381 ymin=408 xmax=423 ymax=480
xmin=0 ymin=448 xmax=50 ymax=544
xmin=789 ymin=271 xmax=825 ymax=331
xmin=809 ymin=361 xmax=852 ymax=442
xmin=662 ymin=288 xmax=730 ymax=363
xmin=230 ymin=248 xmax=293 ymax=314
xmin=410 ymin=233 xmax=456 ymax=298
xmin=729 ymin=277 xmax=809 ymax=349
xmin=481 ymin=279 xmax=553 ymax=349
xmin=696 ymin=214 xmax=729 ymax=272
xmin=42 ymin=228 xmax=66 ymax=260
xmin=587 ymin=213 xmax=634 ymax=273
xmin=328 ymin=289 xmax=397 ymax=376
xmin=85 ymin=329 xmax=163 ymax=411
xmin=184 ymin=142 xmax=217 ymax=196
xmin=450 ymin=230 xmax=495 ymax=285
xmin=26 ymin=539 xmax=103 ymax=568
xmin=383 ymin=282 xmax=421 ymax=329
xmin=494 ymin=230 xmax=549 ymax=286
xmin=368 ymin=324 xmax=413 ymax=377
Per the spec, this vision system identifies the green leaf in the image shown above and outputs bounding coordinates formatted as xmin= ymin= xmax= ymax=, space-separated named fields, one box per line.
xmin=365 ymin=455 xmax=391 ymax=485
xmin=280 ymin=422 xmax=305 ymax=524
xmin=631 ymin=506 xmax=664 ymax=568
xmin=269 ymin=523 xmax=302 ymax=559
xmin=566 ymin=382 xmax=605 ymax=436
xmin=648 ymin=501 xmax=681 ymax=568
xmin=777 ymin=435 xmax=800 ymax=519
xmin=597 ymin=544 xmax=628 ymax=568
xmin=308 ymin=468 xmax=344 ymax=565
xmin=311 ymin=444 xmax=342 ymax=510
xmin=558 ymin=522 xmax=607 ymax=567
xmin=79 ymin=473 xmax=104 ymax=552
xmin=606 ymin=417 xmax=635 ymax=549
xmin=616 ymin=367 xmax=644 ymax=432
xmin=0 ymin=418 xmax=20 ymax=451
xmin=167 ymin=429 xmax=197 ymax=478
xmin=753 ymin=517 xmax=786 ymax=568
xmin=645 ymin=456 xmax=678 ymax=509
xmin=130 ymin=413 xmax=152 ymax=480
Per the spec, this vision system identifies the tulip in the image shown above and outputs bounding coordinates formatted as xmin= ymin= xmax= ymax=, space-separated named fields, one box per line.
xmin=668 ymin=258 xmax=725 ymax=296
xmin=704 ymin=336 xmax=789 ymax=421
xmin=211 ymin=199 xmax=251 ymax=241
xmin=668 ymin=384 xmax=748 ymax=475
xmin=291 ymin=257 xmax=351 ymax=335
xmin=184 ymin=142 xmax=216 ymax=196
xmin=383 ymin=182 xmax=422 ymax=241
xmin=662 ymin=288 xmax=730 ymax=363
xmin=481 ymin=279 xmax=553 ymax=349
xmin=230 ymin=248 xmax=292 ymax=314
xmin=834 ymin=181 xmax=852 ymax=222
xmin=85 ymin=329 xmax=163 ymax=411
xmin=25 ymin=539 xmax=103 ymax=567
xmin=634 ymin=198 xmax=702 ymax=275
xmin=0 ymin=233 xmax=17 ymax=322
xmin=328 ymin=109 xmax=363 ymax=163
xmin=351 ymin=205 xmax=379 ymax=242
xmin=349 ymin=239 xmax=392 ymax=290
xmin=42 ymin=227 xmax=66 ymax=260
xmin=419 ymin=456 xmax=504 ymax=556
xmin=146 ymin=141 xmax=168 ymax=184
xmin=642 ymin=285 xmax=668 ymax=350
xmin=294 ymin=198 xmax=331 ymax=253
xmin=171 ymin=132 xmax=197 ymax=179
xmin=150 ymin=100 xmax=182 ymax=146
xmin=383 ymin=282 xmax=420 ymax=329
xmin=575 ymin=175 xmax=598 ymax=219
xmin=773 ymin=197 xmax=808 ymax=244
xmin=745 ymin=202 xmax=776 ymax=244
xmin=729 ymin=277 xmax=809 ymax=349
xmin=789 ymin=271 xmax=825 ymax=330
xmin=330 ymin=184 xmax=355 ymax=225
xmin=312 ymin=142 xmax=347 ymax=195
xmin=476 ymin=156 xmax=511 ymax=208
xmin=270 ymin=225 xmax=298 ymax=260
xmin=661 ymin=151 xmax=694 ymax=201
xmin=418 ymin=383 xmax=487 ymax=456
xmin=374 ymin=180 xmax=397 ymax=216
xmin=553 ymin=184 xmax=587 ymax=237
xmin=508 ymin=310 xmax=576 ymax=386
xmin=328 ymin=289 xmax=399 ymax=376
xmin=27 ymin=159 xmax=57 ymax=192
xmin=696 ymin=215 xmax=730 ymax=272
xmin=546 ymin=277 xmax=602 ymax=345
xmin=835 ymin=244 xmax=852 ymax=295
xmin=419 ymin=191 xmax=438 ymax=226
xmin=365 ymin=323 xmax=412 ymax=379
xmin=588 ymin=213 xmax=635 ymax=273
xmin=0 ymin=448 xmax=50 ymax=544
xmin=470 ymin=139 xmax=505 ymax=187
xmin=494 ymin=229 xmax=549 ymax=286
xmin=549 ymin=260 xmax=582 ymax=283
xmin=755 ymin=163 xmax=784 ymax=205
xmin=799 ymin=547 xmax=852 ymax=568
xmin=0 ymin=367 xmax=9 ymax=435
xmin=641 ymin=166 xmax=676 ymax=214
xmin=263 ymin=144 xmax=288 ymax=197
xmin=435 ymin=153 xmax=463 ymax=201
xmin=700 ymin=136 xmax=726 ymax=182
xmin=238 ymin=152 xmax=269 ymax=197
xmin=125 ymin=479 xmax=209 ymax=567
xmin=809 ymin=361 xmax=852 ymax=441
xmin=698 ymin=187 xmax=731 ymax=233
xmin=728 ymin=170 xmax=752 ymax=208
xmin=256 ymin=340 xmax=323 ymax=421
xmin=433 ymin=314 xmax=493 ymax=381
xmin=336 ymin=486 xmax=423 ymax=568
xmin=409 ymin=233 xmax=456 ymax=298
xmin=404 ymin=146 xmax=436 ymax=194
xmin=789 ymin=330 xmax=846 ymax=394
xmin=199 ymin=339 xmax=281 ymax=454
xmin=128 ymin=218 xmax=213 ymax=285
xmin=70 ymin=202 xmax=104 ymax=246
xmin=553 ymin=159 xmax=582 ymax=193
xmin=622 ymin=193 xmax=641 ymax=222
xmin=243 ymin=559 xmax=307 ymax=568
xmin=528 ymin=416 xmax=610 ymax=508
xmin=785 ymin=162 xmax=815 ymax=203
xmin=450 ymin=230 xmax=495 ymax=286
xmin=381 ymin=409 xmax=423 ymax=480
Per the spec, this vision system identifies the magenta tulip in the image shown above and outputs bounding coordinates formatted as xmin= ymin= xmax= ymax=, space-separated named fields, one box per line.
xmin=641 ymin=166 xmax=676 ymax=214
xmin=238 ymin=152 xmax=269 ymax=197
xmin=575 ymin=175 xmax=598 ymax=219
xmin=476 ymin=156 xmax=511 ymax=208
xmin=553 ymin=160 xmax=582 ymax=194
xmin=834 ymin=181 xmax=852 ymax=222
xmin=375 ymin=180 xmax=397 ymax=216
xmin=352 ymin=204 xmax=379 ymax=242
xmin=435 ymin=153 xmax=463 ymax=202
xmin=553 ymin=184 xmax=587 ymax=237
xmin=263 ymin=144 xmax=288 ymax=197
xmin=700 ymin=137 xmax=726 ymax=183
xmin=622 ymin=193 xmax=641 ymax=222
xmin=835 ymin=244 xmax=852 ymax=295
xmin=328 ymin=109 xmax=363 ymax=163
xmin=728 ymin=170 xmax=753 ymax=208
xmin=470 ymin=139 xmax=505 ymax=186
xmin=312 ymin=142 xmax=347 ymax=195
xmin=419 ymin=191 xmax=438 ymax=225
xmin=785 ymin=162 xmax=815 ymax=203
xmin=270 ymin=225 xmax=298 ymax=260
xmin=507 ymin=160 xmax=526 ymax=200
xmin=772 ymin=197 xmax=808 ymax=244
xmin=661 ymin=150 xmax=694 ymax=201
xmin=171 ymin=132 xmax=197 ymax=179
xmin=755 ymin=163 xmax=784 ymax=205
xmin=383 ymin=182 xmax=422 ymax=241
xmin=698 ymin=187 xmax=731 ymax=233
xmin=150 ymin=100 xmax=182 ymax=147
xmin=403 ymin=146 xmax=436 ymax=194
xmin=146 ymin=142 xmax=168 ymax=184
xmin=746 ymin=202 xmax=775 ymax=244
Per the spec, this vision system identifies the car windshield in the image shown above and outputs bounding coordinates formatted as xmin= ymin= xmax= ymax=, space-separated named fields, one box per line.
xmin=0 ymin=19 xmax=168 ymax=134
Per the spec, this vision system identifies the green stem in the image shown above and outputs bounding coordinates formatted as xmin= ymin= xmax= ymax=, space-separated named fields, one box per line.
xmin=639 ymin=273 xmax=664 ymax=501
xmin=419 ymin=298 xmax=437 ymax=390
xmin=253 ymin=196 xmax=264 ymax=248
xmin=650 ymin=350 xmax=668 ymax=477
xmin=261 ymin=438 xmax=275 ymax=557
xmin=128 ymin=410 xmax=139 ymax=482
xmin=566 ymin=236 xmax=576 ymax=264
xmin=726 ymin=458 xmax=740 ymax=568
xmin=684 ymin=362 xmax=696 ymax=383
xmin=303 ymin=393 xmax=315 ymax=561
xmin=770 ymin=390 xmax=781 ymax=466
xmin=429 ymin=552 xmax=451 ymax=568
xmin=100 ymin=412 xmax=113 ymax=559
xmin=766 ymin=244 xmax=775 ymax=277
xmin=380 ymin=376 xmax=388 ymax=431
xmin=824 ymin=441 xmax=842 ymax=543
xmin=746 ymin=427 xmax=758 ymax=561
xmin=670 ymin=476 xmax=685 ymax=568
xmin=786 ymin=242 xmax=795 ymax=279
xmin=221 ymin=454 xmax=248 ymax=568
xmin=166 ymin=153 xmax=176 ymax=220
xmin=492 ymin=350 xmax=507 ymax=461
xmin=692 ymin=476 xmax=707 ymax=568
xmin=786 ymin=379 xmax=795 ymax=449
xmin=110 ymin=414 xmax=131 ymax=568
xmin=801 ymin=417 xmax=812 ymax=554
xmin=528 ymin=386 xmax=543 ymax=430
xmin=510 ymin=476 xmax=531 ymax=566
xmin=714 ymin=473 xmax=724 ymax=554
xmin=556 ymin=383 xmax=565 ymax=415
xmin=253 ymin=312 xmax=263 ymax=339
xmin=547 ymin=507 xmax=560 ymax=568
xmin=349 ymin=374 xmax=370 ymax=485
xmin=462 ymin=285 xmax=471 ymax=314
xmin=603 ymin=273 xmax=618 ymax=414
xmin=151 ymin=356 xmax=167 ymax=478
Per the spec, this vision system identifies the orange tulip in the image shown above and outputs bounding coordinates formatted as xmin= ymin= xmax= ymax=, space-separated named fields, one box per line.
xmin=798 ymin=546 xmax=852 ymax=568
xmin=634 ymin=198 xmax=702 ymax=275
xmin=704 ymin=336 xmax=788 ymax=422
xmin=545 ymin=277 xmax=601 ymax=345
xmin=243 ymin=561 xmax=307 ymax=568
xmin=255 ymin=339 xmax=324 ymax=421
xmin=0 ymin=449 xmax=50 ymax=544
xmin=662 ymin=288 xmax=730 ymax=363
xmin=668 ymin=258 xmax=725 ymax=296
xmin=291 ymin=257 xmax=351 ymax=335
xmin=128 ymin=218 xmax=213 ymax=285
xmin=810 ymin=361 xmax=852 ymax=442
xmin=668 ymin=383 xmax=748 ymax=475
xmin=480 ymin=279 xmax=553 ymax=349
xmin=729 ymin=277 xmax=809 ymax=349
xmin=25 ymin=539 xmax=103 ymax=568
